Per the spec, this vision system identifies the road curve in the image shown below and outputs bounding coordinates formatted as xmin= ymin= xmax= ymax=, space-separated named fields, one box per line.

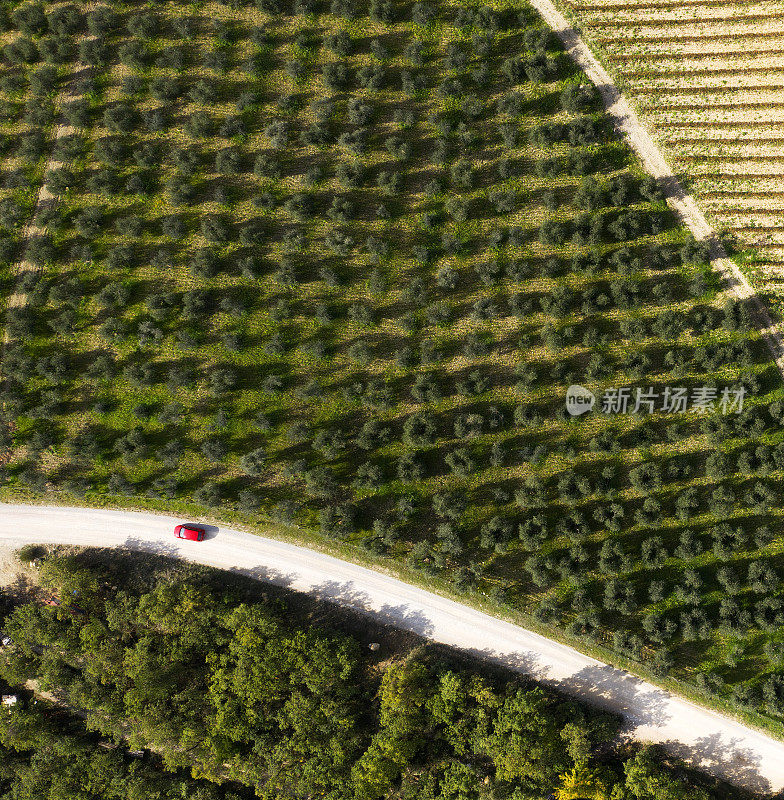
xmin=0 ymin=502 xmax=781 ymax=793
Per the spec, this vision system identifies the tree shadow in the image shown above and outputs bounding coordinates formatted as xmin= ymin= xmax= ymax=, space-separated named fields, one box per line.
xmin=456 ymin=646 xmax=673 ymax=732
xmin=463 ymin=645 xmax=549 ymax=682
xmin=562 ymin=663 xmax=672 ymax=728
xmin=304 ymin=579 xmax=436 ymax=637
xmin=376 ymin=602 xmax=434 ymax=637
xmin=227 ymin=563 xmax=296 ymax=589
xmin=4 ymin=572 xmax=36 ymax=602
xmin=659 ymin=732 xmax=772 ymax=795
xmin=309 ymin=579 xmax=374 ymax=613
xmin=121 ymin=535 xmax=180 ymax=560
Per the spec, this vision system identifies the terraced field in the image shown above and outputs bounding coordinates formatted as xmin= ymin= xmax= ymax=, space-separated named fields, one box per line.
xmin=562 ymin=0 xmax=784 ymax=299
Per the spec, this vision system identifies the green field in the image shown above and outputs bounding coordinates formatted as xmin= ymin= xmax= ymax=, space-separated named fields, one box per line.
xmin=2 ymin=0 xmax=784 ymax=727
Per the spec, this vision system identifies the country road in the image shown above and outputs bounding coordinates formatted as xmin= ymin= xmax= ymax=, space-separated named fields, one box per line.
xmin=0 ymin=503 xmax=782 ymax=793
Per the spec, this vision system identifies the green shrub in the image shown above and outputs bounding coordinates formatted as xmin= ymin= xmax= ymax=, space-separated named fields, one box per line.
xmin=16 ymin=543 xmax=46 ymax=564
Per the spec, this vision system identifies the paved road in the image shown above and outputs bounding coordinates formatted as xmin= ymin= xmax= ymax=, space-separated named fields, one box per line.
xmin=0 ymin=503 xmax=782 ymax=793
xmin=529 ymin=0 xmax=784 ymax=380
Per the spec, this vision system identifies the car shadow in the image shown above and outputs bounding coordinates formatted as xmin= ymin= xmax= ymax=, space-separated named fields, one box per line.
xmin=180 ymin=523 xmax=219 ymax=540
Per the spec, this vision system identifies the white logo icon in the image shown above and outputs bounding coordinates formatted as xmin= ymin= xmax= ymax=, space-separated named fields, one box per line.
xmin=566 ymin=385 xmax=595 ymax=416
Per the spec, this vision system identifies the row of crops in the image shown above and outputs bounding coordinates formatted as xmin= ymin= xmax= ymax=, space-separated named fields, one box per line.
xmin=562 ymin=0 xmax=784 ymax=297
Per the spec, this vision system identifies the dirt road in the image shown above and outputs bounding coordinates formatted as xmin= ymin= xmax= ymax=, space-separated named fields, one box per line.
xmin=0 ymin=502 xmax=780 ymax=793
xmin=529 ymin=0 xmax=784 ymax=379
xmin=3 ymin=4 xmax=97 ymax=335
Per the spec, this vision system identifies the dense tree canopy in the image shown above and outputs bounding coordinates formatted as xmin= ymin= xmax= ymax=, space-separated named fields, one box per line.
xmin=0 ymin=554 xmax=738 ymax=800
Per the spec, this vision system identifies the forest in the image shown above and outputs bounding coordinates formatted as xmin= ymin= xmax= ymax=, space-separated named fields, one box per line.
xmin=0 ymin=550 xmax=749 ymax=800
xmin=0 ymin=0 xmax=783 ymax=725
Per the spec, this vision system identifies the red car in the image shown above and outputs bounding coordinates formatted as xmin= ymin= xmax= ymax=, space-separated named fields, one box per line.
xmin=174 ymin=524 xmax=205 ymax=542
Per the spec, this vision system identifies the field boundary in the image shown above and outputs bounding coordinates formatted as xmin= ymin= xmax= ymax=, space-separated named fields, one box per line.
xmin=529 ymin=0 xmax=784 ymax=380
